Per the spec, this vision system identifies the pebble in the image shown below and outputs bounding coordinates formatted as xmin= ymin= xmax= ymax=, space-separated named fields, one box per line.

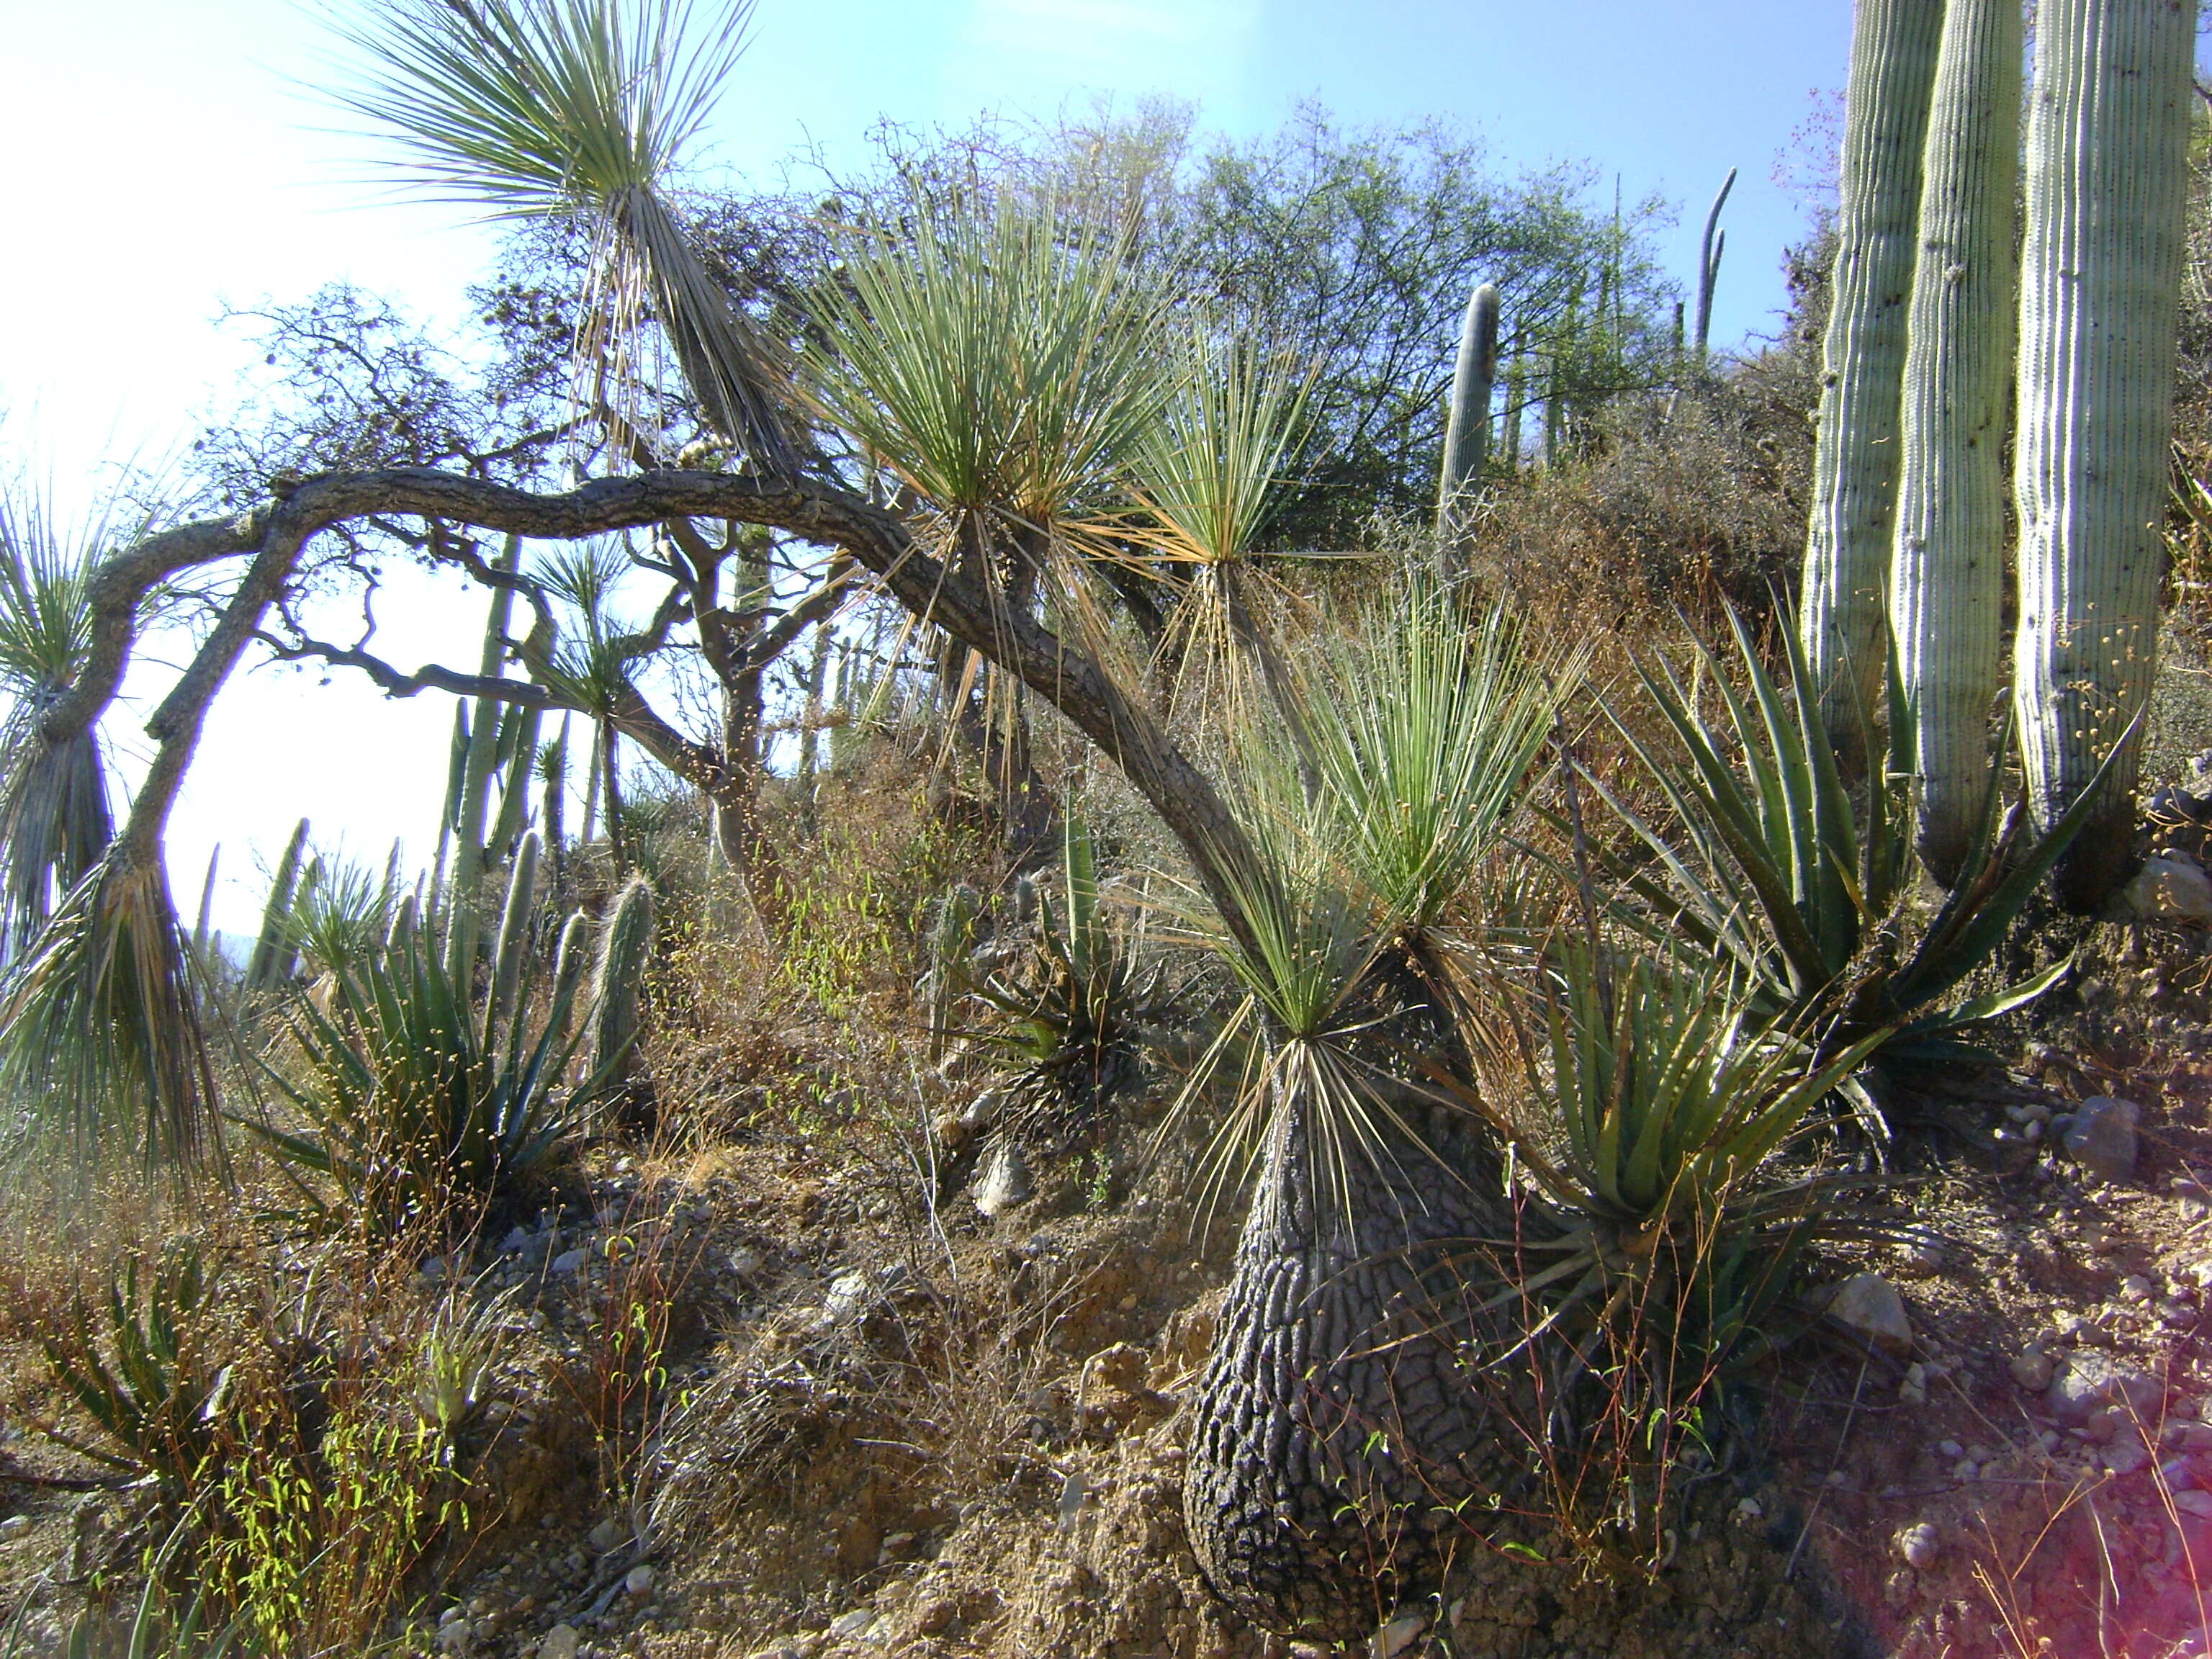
xmin=2064 ymin=1097 xmax=2142 ymax=1182
xmin=2010 ymin=1347 xmax=2055 ymax=1391
xmin=551 ymin=1249 xmax=586 ymax=1277
xmin=438 ymin=1619 xmax=473 ymax=1653
xmin=537 ymin=1624 xmax=581 ymax=1659
xmin=1897 ymin=1521 xmax=1941 ymax=1569
xmin=1370 ymin=1614 xmax=1426 ymax=1658
xmin=1938 ymin=1439 xmax=1964 ymax=1460
xmin=1899 ymin=1362 xmax=1928 ymax=1406
xmin=1826 ymin=1272 xmax=1915 ymax=1357
xmin=2121 ymin=1274 xmax=2154 ymax=1303
xmin=828 ymin=1609 xmax=881 ymax=1640
xmin=0 ymin=1516 xmax=27 ymax=1540
xmin=588 ymin=1519 xmax=626 ymax=1554
xmin=2177 ymin=1491 xmax=2212 ymax=1519
xmin=624 ymin=1565 xmax=655 ymax=1597
xmin=2161 ymin=1457 xmax=2200 ymax=1493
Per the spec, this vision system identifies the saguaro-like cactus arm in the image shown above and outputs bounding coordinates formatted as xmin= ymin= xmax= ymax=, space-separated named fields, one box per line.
xmin=1435 ymin=281 xmax=1501 ymax=547
xmin=1694 ymin=167 xmax=1737 ymax=366
xmin=1802 ymin=0 xmax=1944 ymax=740
xmin=2015 ymin=0 xmax=2199 ymax=909
xmin=1891 ymin=0 xmax=2020 ymax=884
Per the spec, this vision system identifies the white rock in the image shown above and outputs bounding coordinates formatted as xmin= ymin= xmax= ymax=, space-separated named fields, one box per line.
xmin=973 ymin=1141 xmax=1032 ymax=1219
xmin=437 ymin=1619 xmax=472 ymax=1653
xmin=624 ymin=1565 xmax=655 ymax=1597
xmin=2121 ymin=856 xmax=2212 ymax=926
xmin=537 ymin=1624 xmax=581 ymax=1659
xmin=1897 ymin=1521 xmax=1941 ymax=1569
xmin=1370 ymin=1614 xmax=1426 ymax=1658
xmin=2064 ymin=1097 xmax=2142 ymax=1182
xmin=828 ymin=1608 xmax=881 ymax=1640
xmin=1826 ymin=1272 xmax=1914 ymax=1357
xmin=2010 ymin=1347 xmax=2055 ymax=1391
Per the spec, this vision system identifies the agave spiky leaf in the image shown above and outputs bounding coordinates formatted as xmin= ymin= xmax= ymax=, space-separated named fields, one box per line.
xmin=330 ymin=0 xmax=794 ymax=469
xmin=1593 ymin=603 xmax=2121 ymax=1073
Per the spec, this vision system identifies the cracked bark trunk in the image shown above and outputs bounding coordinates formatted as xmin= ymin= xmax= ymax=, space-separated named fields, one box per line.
xmin=1185 ymin=1083 xmax=1516 ymax=1640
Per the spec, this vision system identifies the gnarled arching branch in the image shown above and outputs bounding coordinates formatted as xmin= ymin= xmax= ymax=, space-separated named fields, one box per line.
xmin=56 ymin=467 xmax=1264 ymax=948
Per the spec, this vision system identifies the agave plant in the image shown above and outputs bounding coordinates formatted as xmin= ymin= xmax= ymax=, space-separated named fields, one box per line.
xmin=1471 ymin=938 xmax=1889 ymax=1363
xmin=37 ymin=1238 xmax=232 ymax=1501
xmin=943 ymin=822 xmax=1162 ymax=1134
xmin=248 ymin=923 xmax=590 ymax=1233
xmin=330 ymin=0 xmax=794 ymax=469
xmin=1586 ymin=606 xmax=2117 ymax=1076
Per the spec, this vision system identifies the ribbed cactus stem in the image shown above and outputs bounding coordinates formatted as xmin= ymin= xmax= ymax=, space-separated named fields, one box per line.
xmin=1435 ymin=281 xmax=1501 ymax=551
xmin=246 ymin=818 xmax=310 ymax=992
xmin=1693 ymin=168 xmax=1737 ymax=367
xmin=486 ymin=830 xmax=541 ymax=1046
xmin=589 ymin=876 xmax=656 ymax=1090
xmin=1802 ymin=0 xmax=1944 ymax=745
xmin=2015 ymin=0 xmax=2198 ymax=909
xmin=444 ymin=533 xmax=523 ymax=984
xmin=191 ymin=845 xmax=219 ymax=961
xmin=549 ymin=909 xmax=590 ymax=1042
xmin=1890 ymin=0 xmax=2021 ymax=886
xmin=387 ymin=892 xmax=419 ymax=961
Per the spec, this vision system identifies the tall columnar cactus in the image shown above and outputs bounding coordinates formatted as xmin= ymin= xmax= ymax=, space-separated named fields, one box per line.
xmin=548 ymin=909 xmax=590 ymax=1043
xmin=1435 ymin=281 xmax=1501 ymax=550
xmin=1889 ymin=0 xmax=2020 ymax=884
xmin=1692 ymin=167 xmax=1737 ymax=369
xmin=1802 ymin=0 xmax=1944 ymax=742
xmin=2015 ymin=0 xmax=2199 ymax=909
xmin=246 ymin=818 xmax=310 ymax=992
xmin=443 ymin=534 xmax=523 ymax=983
xmin=485 ymin=830 xmax=541 ymax=1043
xmin=589 ymin=876 xmax=657 ymax=1105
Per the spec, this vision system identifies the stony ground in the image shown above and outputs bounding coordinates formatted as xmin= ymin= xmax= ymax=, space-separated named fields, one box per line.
xmin=12 ymin=837 xmax=2212 ymax=1656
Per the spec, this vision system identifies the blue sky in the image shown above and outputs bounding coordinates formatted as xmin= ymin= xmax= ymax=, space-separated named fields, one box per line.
xmin=0 ymin=0 xmax=1852 ymax=928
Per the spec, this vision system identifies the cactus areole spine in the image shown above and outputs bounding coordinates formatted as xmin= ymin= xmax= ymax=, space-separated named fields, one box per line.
xmin=2014 ymin=0 xmax=2198 ymax=909
xmin=1802 ymin=0 xmax=1944 ymax=742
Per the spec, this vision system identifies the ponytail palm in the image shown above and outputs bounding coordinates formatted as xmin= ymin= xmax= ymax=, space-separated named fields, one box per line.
xmin=0 ymin=482 xmax=117 ymax=962
xmin=331 ymin=0 xmax=796 ymax=470
xmin=806 ymin=202 xmax=1173 ymax=536
xmin=1122 ymin=336 xmax=1313 ymax=722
